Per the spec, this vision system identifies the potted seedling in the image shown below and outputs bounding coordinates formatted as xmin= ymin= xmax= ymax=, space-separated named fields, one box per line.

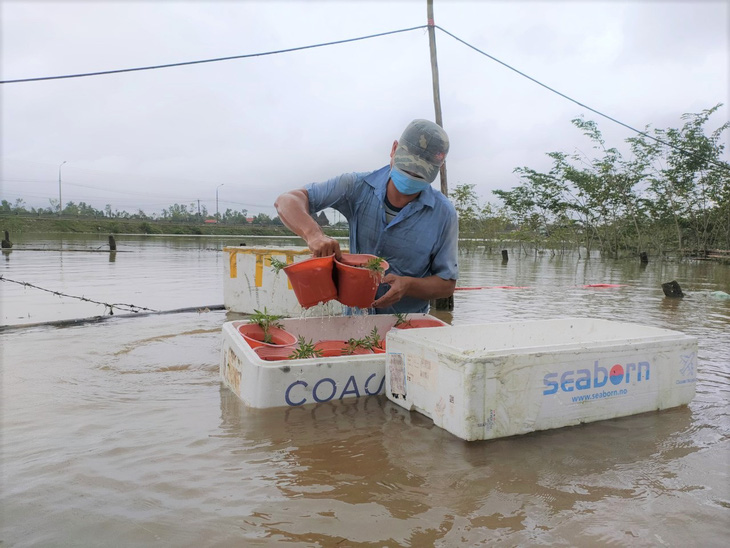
xmin=365 ymin=326 xmax=386 ymax=353
xmin=273 ymin=254 xmax=338 ymax=308
xmin=238 ymin=307 xmax=297 ymax=349
xmin=334 ymin=254 xmax=390 ymax=309
xmin=393 ymin=312 xmax=448 ymax=329
xmin=343 ymin=337 xmax=374 ymax=355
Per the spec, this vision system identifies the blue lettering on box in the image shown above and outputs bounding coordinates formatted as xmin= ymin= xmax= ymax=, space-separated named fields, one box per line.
xmin=284 ymin=374 xmax=385 ymax=406
xmin=542 ymin=360 xmax=651 ymax=396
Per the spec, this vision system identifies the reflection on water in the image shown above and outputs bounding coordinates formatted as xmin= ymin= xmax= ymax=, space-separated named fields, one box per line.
xmin=1 ymin=235 xmax=729 ymax=545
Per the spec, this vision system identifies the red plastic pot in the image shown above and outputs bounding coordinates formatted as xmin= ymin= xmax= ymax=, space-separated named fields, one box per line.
xmin=334 ymin=254 xmax=389 ymax=309
xmin=283 ymin=255 xmax=338 ymax=308
xmin=254 ymin=346 xmax=294 ymax=361
xmin=314 ymin=340 xmax=373 ymax=357
xmin=394 ymin=318 xmax=448 ymax=329
xmin=238 ymin=324 xmax=297 ymax=349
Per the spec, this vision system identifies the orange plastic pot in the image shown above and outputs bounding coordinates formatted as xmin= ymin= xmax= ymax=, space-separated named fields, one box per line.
xmin=334 ymin=254 xmax=389 ymax=309
xmin=314 ymin=340 xmax=373 ymax=357
xmin=254 ymin=346 xmax=294 ymax=361
xmin=238 ymin=324 xmax=297 ymax=349
xmin=395 ymin=318 xmax=448 ymax=329
xmin=371 ymin=341 xmax=386 ymax=354
xmin=283 ymin=255 xmax=337 ymax=308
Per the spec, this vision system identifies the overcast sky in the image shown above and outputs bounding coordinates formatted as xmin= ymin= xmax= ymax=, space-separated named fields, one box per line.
xmin=1 ymin=0 xmax=728 ymax=218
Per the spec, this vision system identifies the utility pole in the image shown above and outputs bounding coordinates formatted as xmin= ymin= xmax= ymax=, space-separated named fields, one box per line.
xmin=427 ymin=0 xmax=454 ymax=312
xmin=427 ymin=0 xmax=448 ymax=197
xmin=216 ymin=184 xmax=224 ymax=222
xmin=58 ymin=160 xmax=67 ymax=215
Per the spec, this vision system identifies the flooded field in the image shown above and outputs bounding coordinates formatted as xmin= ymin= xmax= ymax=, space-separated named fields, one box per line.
xmin=2 ymin=234 xmax=729 ymax=546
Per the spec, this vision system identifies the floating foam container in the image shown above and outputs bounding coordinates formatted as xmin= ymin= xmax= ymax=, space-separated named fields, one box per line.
xmin=221 ymin=313 xmax=442 ymax=408
xmin=385 ymin=318 xmax=698 ymax=441
xmin=223 ymin=246 xmax=343 ymax=316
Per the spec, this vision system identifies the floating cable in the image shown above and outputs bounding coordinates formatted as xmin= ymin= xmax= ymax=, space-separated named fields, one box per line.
xmin=434 ymin=25 xmax=730 ymax=171
xmin=0 ymin=275 xmax=158 ymax=315
xmin=0 ymin=304 xmax=225 ymax=332
xmin=0 ymin=25 xmax=427 ymax=84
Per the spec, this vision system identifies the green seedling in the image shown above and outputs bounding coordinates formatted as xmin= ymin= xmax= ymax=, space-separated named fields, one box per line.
xmin=364 ymin=256 xmax=386 ymax=274
xmin=393 ymin=312 xmax=410 ymax=328
xmin=364 ymin=326 xmax=382 ymax=350
xmin=343 ymin=337 xmax=370 ymax=355
xmin=289 ymin=336 xmax=323 ymax=359
xmin=269 ymin=257 xmax=288 ymax=274
xmin=248 ymin=307 xmax=284 ymax=344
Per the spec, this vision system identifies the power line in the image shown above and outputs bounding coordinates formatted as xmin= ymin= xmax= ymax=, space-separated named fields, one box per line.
xmin=434 ymin=25 xmax=730 ymax=171
xmin=2 ymin=22 xmax=726 ymax=171
xmin=0 ymin=25 xmax=428 ymax=84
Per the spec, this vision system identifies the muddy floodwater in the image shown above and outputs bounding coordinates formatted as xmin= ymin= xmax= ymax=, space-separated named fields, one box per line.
xmin=2 ymin=234 xmax=729 ymax=546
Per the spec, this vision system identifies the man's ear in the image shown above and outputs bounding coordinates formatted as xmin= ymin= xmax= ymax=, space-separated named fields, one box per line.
xmin=389 ymin=140 xmax=398 ymax=165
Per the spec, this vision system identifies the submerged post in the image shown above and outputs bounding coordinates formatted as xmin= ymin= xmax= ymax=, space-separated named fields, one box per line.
xmin=108 ymin=235 xmax=116 ymax=251
xmin=2 ymin=230 xmax=12 ymax=249
xmin=502 ymin=249 xmax=509 ymax=263
xmin=662 ymin=280 xmax=684 ymax=298
xmin=640 ymin=252 xmax=648 ymax=264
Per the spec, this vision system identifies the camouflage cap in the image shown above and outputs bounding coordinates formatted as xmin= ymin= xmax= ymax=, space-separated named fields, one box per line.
xmin=393 ymin=119 xmax=449 ymax=183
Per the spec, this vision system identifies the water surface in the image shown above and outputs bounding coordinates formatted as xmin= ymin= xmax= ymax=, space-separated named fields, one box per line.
xmin=2 ymin=235 xmax=728 ymax=546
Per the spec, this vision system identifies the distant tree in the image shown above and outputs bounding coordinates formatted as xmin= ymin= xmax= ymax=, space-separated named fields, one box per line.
xmin=451 ymin=183 xmax=480 ymax=234
xmin=13 ymin=198 xmax=27 ymax=213
xmin=252 ymin=213 xmax=271 ymax=225
xmin=64 ymin=201 xmax=80 ymax=216
xmin=223 ymin=208 xmax=248 ymax=224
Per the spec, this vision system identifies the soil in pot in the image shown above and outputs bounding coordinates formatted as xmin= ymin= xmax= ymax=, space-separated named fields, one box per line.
xmin=334 ymin=254 xmax=389 ymax=309
xmin=282 ymin=255 xmax=338 ymax=308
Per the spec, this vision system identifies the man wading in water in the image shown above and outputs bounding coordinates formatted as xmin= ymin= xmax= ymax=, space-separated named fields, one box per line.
xmin=275 ymin=119 xmax=458 ymax=314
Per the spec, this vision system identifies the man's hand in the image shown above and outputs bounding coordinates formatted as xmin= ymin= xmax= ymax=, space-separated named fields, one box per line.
xmin=308 ymin=233 xmax=341 ymax=259
xmin=372 ymin=273 xmax=410 ymax=309
xmin=371 ymin=273 xmax=456 ymax=309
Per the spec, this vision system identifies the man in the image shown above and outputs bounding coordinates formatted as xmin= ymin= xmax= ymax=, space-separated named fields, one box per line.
xmin=275 ymin=119 xmax=458 ymax=314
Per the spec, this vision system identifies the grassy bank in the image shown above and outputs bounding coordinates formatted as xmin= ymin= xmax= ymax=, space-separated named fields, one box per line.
xmin=0 ymin=215 xmax=348 ymax=238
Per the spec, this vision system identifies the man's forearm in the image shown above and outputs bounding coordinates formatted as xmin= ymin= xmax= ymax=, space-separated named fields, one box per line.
xmin=274 ymin=189 xmax=323 ymax=242
xmin=275 ymin=189 xmax=342 ymax=257
xmin=405 ymin=275 xmax=456 ymax=300
xmin=373 ymin=273 xmax=455 ymax=309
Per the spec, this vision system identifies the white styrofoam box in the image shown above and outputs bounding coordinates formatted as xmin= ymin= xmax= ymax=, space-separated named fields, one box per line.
xmin=223 ymin=246 xmax=343 ymax=316
xmin=221 ymin=313 xmax=443 ymax=408
xmin=385 ymin=318 xmax=698 ymax=441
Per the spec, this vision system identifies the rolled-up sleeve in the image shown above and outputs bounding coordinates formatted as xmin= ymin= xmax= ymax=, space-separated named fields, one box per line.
xmin=304 ymin=173 xmax=359 ymax=219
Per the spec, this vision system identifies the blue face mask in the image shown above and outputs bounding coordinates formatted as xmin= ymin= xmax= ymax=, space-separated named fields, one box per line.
xmin=390 ymin=167 xmax=431 ymax=196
